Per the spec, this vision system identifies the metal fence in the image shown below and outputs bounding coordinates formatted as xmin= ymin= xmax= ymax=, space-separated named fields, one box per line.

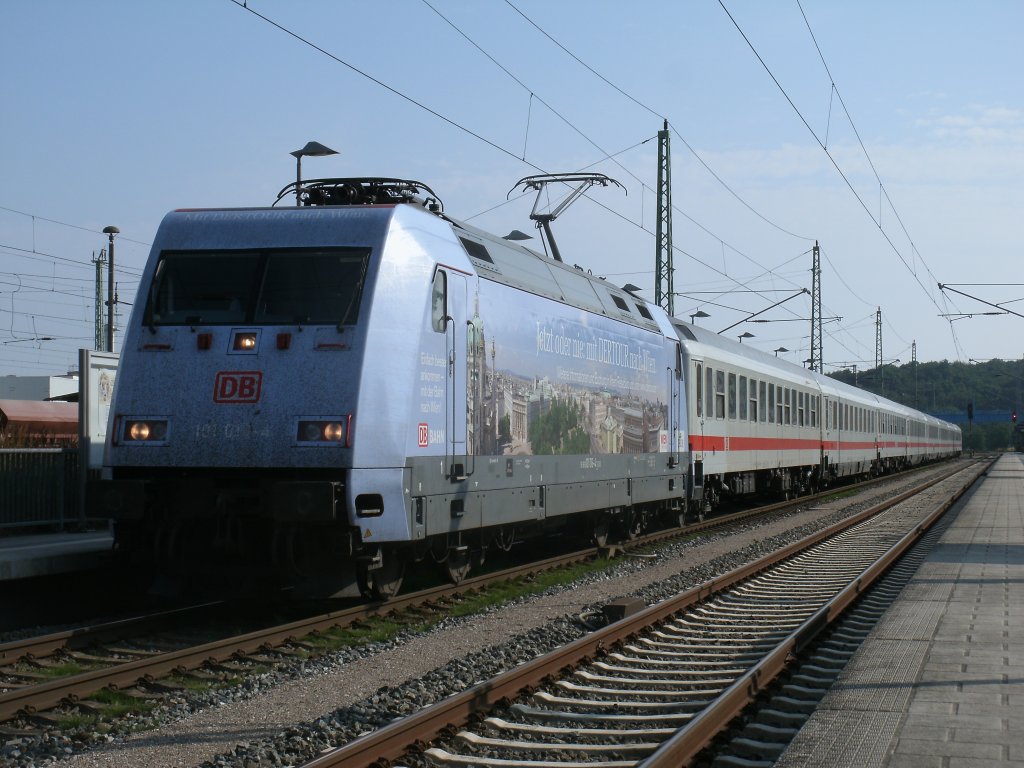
xmin=0 ymin=449 xmax=83 ymax=529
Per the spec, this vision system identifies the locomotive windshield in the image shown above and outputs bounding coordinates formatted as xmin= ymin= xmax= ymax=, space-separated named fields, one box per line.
xmin=143 ymin=248 xmax=370 ymax=326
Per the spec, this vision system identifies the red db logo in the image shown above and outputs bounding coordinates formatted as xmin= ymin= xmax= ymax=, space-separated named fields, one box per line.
xmin=417 ymin=423 xmax=429 ymax=448
xmin=214 ymin=371 xmax=263 ymax=403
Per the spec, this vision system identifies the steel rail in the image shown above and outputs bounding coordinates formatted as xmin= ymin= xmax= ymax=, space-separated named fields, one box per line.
xmin=0 ymin=459 xmax=971 ymax=722
xmin=298 ymin=460 xmax=983 ymax=768
xmin=0 ymin=602 xmax=224 ymax=668
xmin=642 ymin=457 xmax=991 ymax=767
xmin=1 ymin=458 xmax=960 ymax=672
xmin=0 ymin=547 xmax=612 ymax=720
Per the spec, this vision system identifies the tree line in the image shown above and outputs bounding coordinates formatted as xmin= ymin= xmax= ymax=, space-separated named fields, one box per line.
xmin=827 ymin=357 xmax=1023 ymax=451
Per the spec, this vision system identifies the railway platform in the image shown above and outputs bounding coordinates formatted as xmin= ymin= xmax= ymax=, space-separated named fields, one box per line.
xmin=0 ymin=529 xmax=112 ymax=581
xmin=776 ymin=453 xmax=1024 ymax=767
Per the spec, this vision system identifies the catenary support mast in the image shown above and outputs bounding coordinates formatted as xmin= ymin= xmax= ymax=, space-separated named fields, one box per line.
xmin=810 ymin=241 xmax=822 ymax=372
xmin=655 ymin=119 xmax=673 ymax=316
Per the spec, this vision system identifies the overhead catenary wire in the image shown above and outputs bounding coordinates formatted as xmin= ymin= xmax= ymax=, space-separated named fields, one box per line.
xmin=717 ymin=0 xmax=965 ymax=361
xmin=502 ymin=0 xmax=816 ymax=243
xmin=416 ymin=1 xmax=844 ymax=332
xmin=227 ymin=0 xmax=821 ymax=325
xmin=498 ymin=0 xmax=896 ymax=366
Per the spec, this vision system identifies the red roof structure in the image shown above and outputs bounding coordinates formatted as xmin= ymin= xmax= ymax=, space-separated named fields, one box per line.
xmin=0 ymin=399 xmax=78 ymax=442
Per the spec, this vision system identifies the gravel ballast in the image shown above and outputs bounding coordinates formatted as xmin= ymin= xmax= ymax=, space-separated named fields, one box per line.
xmin=2 ymin=464 xmax=969 ymax=768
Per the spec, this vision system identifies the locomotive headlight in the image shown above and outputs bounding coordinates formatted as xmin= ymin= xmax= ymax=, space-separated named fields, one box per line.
xmin=123 ymin=419 xmax=168 ymax=443
xmin=233 ymin=332 xmax=258 ymax=351
xmin=297 ymin=419 xmax=346 ymax=444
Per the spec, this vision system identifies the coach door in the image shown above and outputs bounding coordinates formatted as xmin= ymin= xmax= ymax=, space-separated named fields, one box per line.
xmin=822 ymin=395 xmax=833 ymax=474
xmin=436 ymin=267 xmax=468 ymax=481
xmin=688 ymin=358 xmax=705 ymax=503
xmin=669 ymin=342 xmax=683 ymax=466
xmin=692 ymin=359 xmax=706 ymax=461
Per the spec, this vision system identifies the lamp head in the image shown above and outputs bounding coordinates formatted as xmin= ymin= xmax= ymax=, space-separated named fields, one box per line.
xmin=291 ymin=141 xmax=338 ymax=159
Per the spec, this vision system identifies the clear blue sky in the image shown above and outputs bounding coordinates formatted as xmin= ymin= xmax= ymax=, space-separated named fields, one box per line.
xmin=2 ymin=1 xmax=1022 ymax=382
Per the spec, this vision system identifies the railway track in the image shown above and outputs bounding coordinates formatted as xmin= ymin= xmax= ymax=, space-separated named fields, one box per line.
xmin=295 ymin=459 xmax=987 ymax=768
xmin=0 ymin=460 xmax=970 ymax=729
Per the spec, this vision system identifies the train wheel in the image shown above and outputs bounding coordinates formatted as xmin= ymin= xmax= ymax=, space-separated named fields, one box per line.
xmin=623 ymin=510 xmax=647 ymax=540
xmin=492 ymin=526 xmax=516 ymax=552
xmin=153 ymin=517 xmax=184 ymax=567
xmin=357 ymin=553 xmax=405 ymax=600
xmin=445 ymin=548 xmax=472 ymax=584
xmin=591 ymin=514 xmax=611 ymax=547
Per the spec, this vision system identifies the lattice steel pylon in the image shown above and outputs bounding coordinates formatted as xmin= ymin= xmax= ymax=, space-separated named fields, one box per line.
xmin=875 ymin=307 xmax=883 ymax=369
xmin=810 ymin=242 xmax=822 ymax=372
xmin=655 ymin=119 xmax=673 ymax=316
xmin=92 ymin=249 xmax=107 ymax=351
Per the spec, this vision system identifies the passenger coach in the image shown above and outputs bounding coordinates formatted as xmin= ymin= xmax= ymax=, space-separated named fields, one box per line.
xmin=675 ymin=321 xmax=960 ymax=511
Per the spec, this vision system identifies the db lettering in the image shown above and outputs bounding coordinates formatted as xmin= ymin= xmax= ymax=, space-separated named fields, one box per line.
xmin=214 ymin=371 xmax=263 ymax=403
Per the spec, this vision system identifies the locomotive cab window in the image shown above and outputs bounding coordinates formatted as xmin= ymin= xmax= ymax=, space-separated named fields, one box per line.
xmin=431 ymin=270 xmax=447 ymax=332
xmin=144 ymin=248 xmax=371 ymax=327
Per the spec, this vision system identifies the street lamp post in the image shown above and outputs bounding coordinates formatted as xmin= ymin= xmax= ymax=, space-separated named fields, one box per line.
xmin=290 ymin=141 xmax=339 ymax=206
xmin=738 ymin=332 xmax=754 ymax=343
xmin=773 ymin=346 xmax=789 ymax=357
xmin=689 ymin=310 xmax=710 ymax=325
xmin=102 ymin=226 xmax=119 ymax=353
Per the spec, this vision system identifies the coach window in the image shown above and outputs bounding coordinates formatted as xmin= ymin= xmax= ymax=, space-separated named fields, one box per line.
xmin=776 ymin=385 xmax=784 ymax=424
xmin=750 ymin=379 xmax=759 ymax=422
xmin=739 ymin=376 xmax=748 ymax=420
xmin=715 ymin=369 xmax=726 ymax=419
xmin=728 ymin=373 xmax=737 ymax=419
xmin=768 ymin=383 xmax=776 ymax=423
xmin=811 ymin=395 xmax=817 ymax=428
xmin=796 ymin=391 xmax=803 ymax=427
xmin=431 ymin=270 xmax=447 ymax=332
xmin=782 ymin=387 xmax=789 ymax=425
xmin=695 ymin=363 xmax=703 ymax=418
xmin=759 ymin=381 xmax=767 ymax=422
